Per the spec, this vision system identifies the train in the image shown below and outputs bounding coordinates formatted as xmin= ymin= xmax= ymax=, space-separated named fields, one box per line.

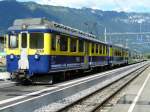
xmin=6 ymin=18 xmax=142 ymax=84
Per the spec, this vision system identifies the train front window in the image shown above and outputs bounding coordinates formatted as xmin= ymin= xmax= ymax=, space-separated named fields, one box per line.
xmin=9 ymin=34 xmax=18 ymax=48
xmin=30 ymin=33 xmax=44 ymax=49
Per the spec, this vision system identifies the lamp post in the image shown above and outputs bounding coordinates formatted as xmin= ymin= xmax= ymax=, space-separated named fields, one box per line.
xmin=140 ymin=22 xmax=142 ymax=41
xmin=138 ymin=20 xmax=144 ymax=41
xmin=84 ymin=22 xmax=107 ymax=42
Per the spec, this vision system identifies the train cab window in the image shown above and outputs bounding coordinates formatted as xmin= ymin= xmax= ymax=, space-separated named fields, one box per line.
xmin=92 ymin=43 xmax=95 ymax=53
xmin=51 ymin=34 xmax=56 ymax=51
xmin=30 ymin=33 xmax=44 ymax=49
xmin=60 ymin=35 xmax=68 ymax=51
xmin=9 ymin=34 xmax=18 ymax=48
xmin=70 ymin=38 xmax=77 ymax=52
xmin=79 ymin=40 xmax=84 ymax=52
xmin=96 ymin=44 xmax=98 ymax=54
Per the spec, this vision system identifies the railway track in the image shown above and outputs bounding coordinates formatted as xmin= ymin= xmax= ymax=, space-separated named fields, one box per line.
xmin=0 ymin=62 xmax=148 ymax=112
xmin=56 ymin=64 xmax=149 ymax=112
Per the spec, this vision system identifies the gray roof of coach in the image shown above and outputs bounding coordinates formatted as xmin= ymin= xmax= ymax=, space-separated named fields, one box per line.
xmin=8 ymin=18 xmax=108 ymax=45
xmin=8 ymin=18 xmax=129 ymax=50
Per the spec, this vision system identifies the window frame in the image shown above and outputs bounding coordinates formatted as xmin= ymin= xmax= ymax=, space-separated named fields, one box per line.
xmin=79 ymin=39 xmax=84 ymax=52
xmin=8 ymin=34 xmax=19 ymax=49
xmin=51 ymin=33 xmax=57 ymax=51
xmin=96 ymin=44 xmax=99 ymax=54
xmin=21 ymin=33 xmax=28 ymax=48
xmin=29 ymin=32 xmax=44 ymax=49
xmin=102 ymin=45 xmax=105 ymax=54
xmin=70 ymin=37 xmax=77 ymax=52
xmin=59 ymin=34 xmax=68 ymax=52
xmin=92 ymin=43 xmax=95 ymax=54
xmin=99 ymin=44 xmax=102 ymax=54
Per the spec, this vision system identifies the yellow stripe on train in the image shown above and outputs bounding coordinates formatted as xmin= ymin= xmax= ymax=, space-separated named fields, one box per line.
xmin=6 ymin=32 xmax=110 ymax=57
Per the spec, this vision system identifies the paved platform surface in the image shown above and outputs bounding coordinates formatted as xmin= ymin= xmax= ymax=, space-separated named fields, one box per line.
xmin=0 ymin=72 xmax=10 ymax=80
xmin=109 ymin=66 xmax=150 ymax=112
xmin=0 ymin=66 xmax=10 ymax=80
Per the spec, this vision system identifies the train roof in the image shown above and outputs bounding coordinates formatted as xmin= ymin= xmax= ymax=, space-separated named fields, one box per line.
xmin=8 ymin=18 xmax=128 ymax=50
xmin=8 ymin=18 xmax=108 ymax=45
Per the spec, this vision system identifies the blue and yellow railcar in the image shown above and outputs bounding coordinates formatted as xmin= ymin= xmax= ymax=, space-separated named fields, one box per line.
xmin=110 ymin=45 xmax=128 ymax=66
xmin=88 ymin=42 xmax=109 ymax=67
xmin=6 ymin=18 xmax=110 ymax=82
xmin=6 ymin=18 xmax=129 ymax=83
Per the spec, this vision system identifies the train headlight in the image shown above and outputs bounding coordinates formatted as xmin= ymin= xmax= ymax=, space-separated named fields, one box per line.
xmin=35 ymin=54 xmax=40 ymax=60
xmin=10 ymin=54 xmax=14 ymax=60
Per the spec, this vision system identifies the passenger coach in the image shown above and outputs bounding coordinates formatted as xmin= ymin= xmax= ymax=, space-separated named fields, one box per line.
xmin=6 ymin=18 xmax=128 ymax=83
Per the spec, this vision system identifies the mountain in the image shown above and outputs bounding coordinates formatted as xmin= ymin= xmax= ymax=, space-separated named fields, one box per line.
xmin=0 ymin=0 xmax=150 ymax=53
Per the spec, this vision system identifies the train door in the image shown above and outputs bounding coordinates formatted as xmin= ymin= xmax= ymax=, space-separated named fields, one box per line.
xmin=84 ymin=41 xmax=89 ymax=68
xmin=18 ymin=32 xmax=29 ymax=70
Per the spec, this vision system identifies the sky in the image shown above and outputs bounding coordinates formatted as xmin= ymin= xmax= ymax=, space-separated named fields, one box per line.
xmin=17 ymin=0 xmax=150 ymax=13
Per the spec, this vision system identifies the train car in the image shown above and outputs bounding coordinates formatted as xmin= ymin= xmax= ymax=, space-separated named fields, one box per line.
xmin=6 ymin=18 xmax=113 ymax=83
xmin=88 ymin=40 xmax=109 ymax=68
xmin=129 ymin=50 xmax=143 ymax=64
xmin=110 ymin=44 xmax=128 ymax=66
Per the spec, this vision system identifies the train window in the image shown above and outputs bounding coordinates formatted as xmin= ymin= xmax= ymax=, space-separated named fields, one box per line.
xmin=51 ymin=34 xmax=56 ymax=51
xmin=103 ymin=45 xmax=105 ymax=54
xmin=60 ymin=35 xmax=68 ymax=51
xmin=104 ymin=46 xmax=106 ymax=54
xmin=79 ymin=40 xmax=84 ymax=52
xmin=9 ymin=34 xmax=18 ymax=48
xmin=70 ymin=38 xmax=77 ymax=52
xmin=30 ymin=33 xmax=44 ymax=49
xmin=99 ymin=45 xmax=102 ymax=54
xmin=114 ymin=49 xmax=116 ymax=56
xmin=106 ymin=46 xmax=108 ymax=54
xmin=84 ymin=42 xmax=89 ymax=53
xmin=116 ymin=50 xmax=118 ymax=56
xmin=21 ymin=33 xmax=27 ymax=48
xmin=92 ymin=43 xmax=95 ymax=53
xmin=96 ymin=44 xmax=98 ymax=54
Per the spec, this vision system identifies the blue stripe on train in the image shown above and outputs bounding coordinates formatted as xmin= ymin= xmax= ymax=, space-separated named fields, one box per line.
xmin=89 ymin=56 xmax=109 ymax=66
xmin=6 ymin=55 xmax=86 ymax=75
xmin=50 ymin=55 xmax=85 ymax=70
xmin=7 ymin=55 xmax=111 ymax=76
xmin=6 ymin=55 xmax=50 ymax=75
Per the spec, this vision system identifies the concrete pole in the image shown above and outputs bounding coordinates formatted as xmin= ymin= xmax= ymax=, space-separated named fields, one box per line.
xmin=140 ymin=23 xmax=142 ymax=41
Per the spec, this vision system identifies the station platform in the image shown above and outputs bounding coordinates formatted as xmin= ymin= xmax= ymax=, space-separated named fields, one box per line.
xmin=0 ymin=72 xmax=10 ymax=80
xmin=108 ymin=66 xmax=150 ymax=112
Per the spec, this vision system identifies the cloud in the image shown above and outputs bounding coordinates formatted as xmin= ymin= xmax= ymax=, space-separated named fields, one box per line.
xmin=22 ymin=0 xmax=150 ymax=12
